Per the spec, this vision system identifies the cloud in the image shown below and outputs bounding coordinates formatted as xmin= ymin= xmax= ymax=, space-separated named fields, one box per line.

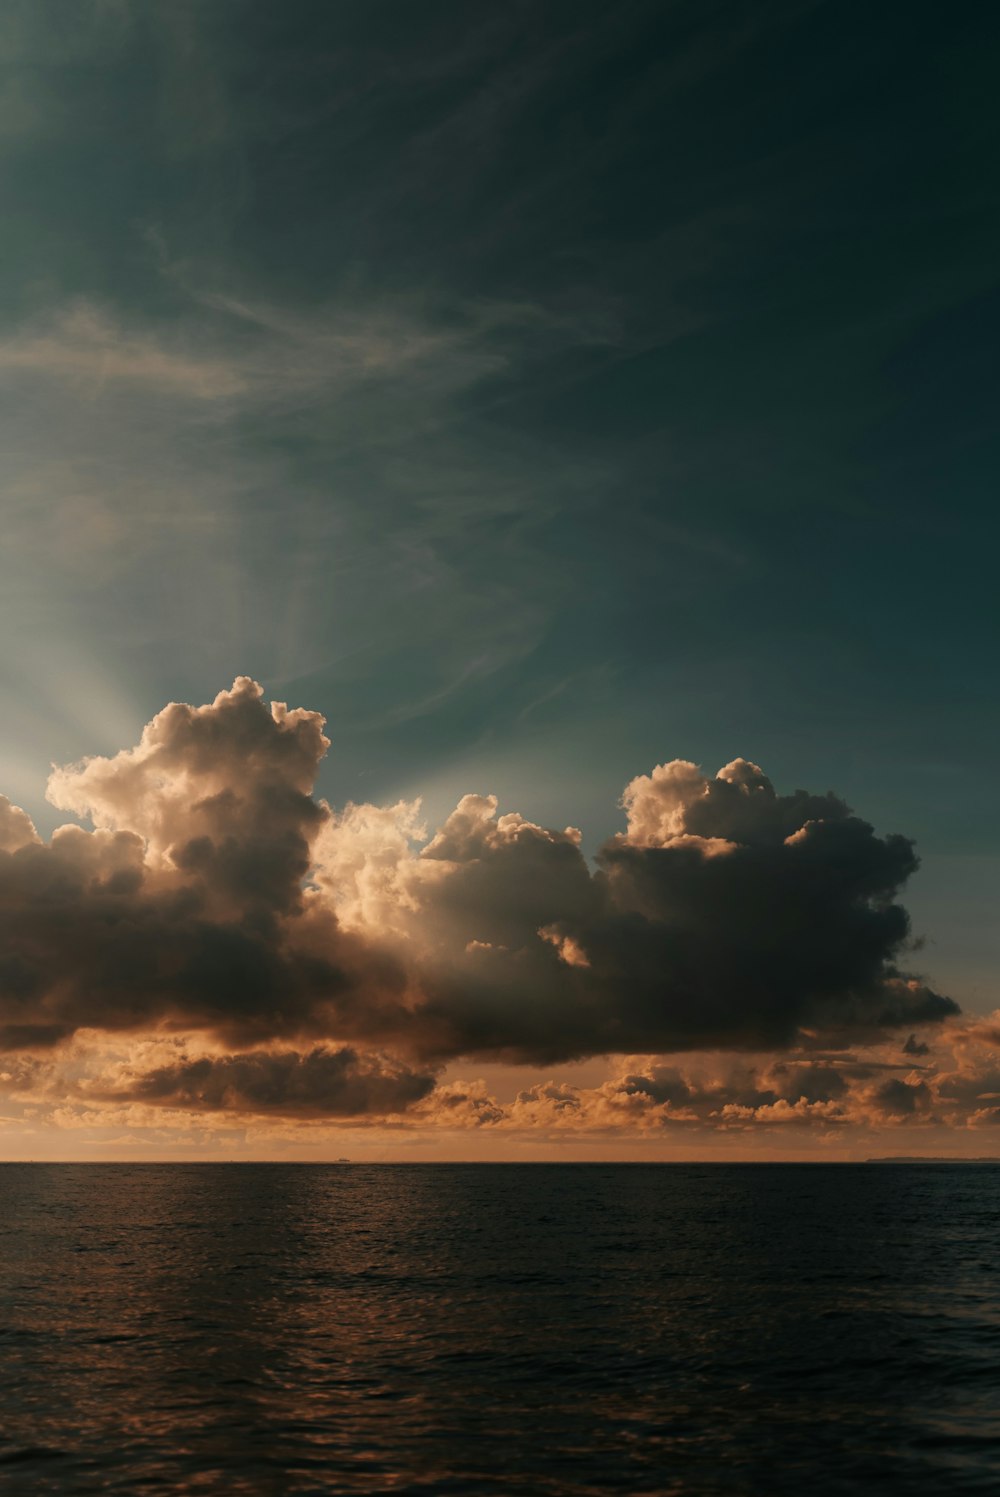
xmin=620 ymin=756 xmax=848 ymax=850
xmin=409 ymin=1044 xmax=960 ymax=1136
xmin=870 ymin=1076 xmax=932 ymax=1119
xmin=86 ymin=1045 xmax=436 ymax=1118
xmin=0 ymin=679 xmax=409 ymax=1053
xmin=416 ymin=1079 xmax=506 ymax=1128
xmin=0 ymin=290 xmax=611 ymax=416
xmin=348 ymin=755 xmax=955 ymax=1062
xmin=0 ymin=795 xmax=38 ymax=854
xmin=47 ymin=673 xmax=330 ymax=915
xmin=0 ymin=679 xmax=959 ymax=1127
xmin=0 ymin=303 xmax=247 ymax=401
xmin=11 ymin=1026 xmax=1000 ymax=1140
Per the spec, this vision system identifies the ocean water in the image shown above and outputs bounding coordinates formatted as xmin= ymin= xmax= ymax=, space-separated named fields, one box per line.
xmin=1 ymin=1165 xmax=999 ymax=1494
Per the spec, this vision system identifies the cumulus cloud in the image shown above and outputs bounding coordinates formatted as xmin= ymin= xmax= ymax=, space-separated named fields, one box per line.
xmin=358 ymin=754 xmax=955 ymax=1062
xmin=0 ymin=795 xmax=39 ymax=853
xmin=0 ymin=679 xmax=409 ymax=1054
xmin=47 ymin=673 xmax=330 ymax=916
xmin=0 ymin=679 xmax=961 ymax=1124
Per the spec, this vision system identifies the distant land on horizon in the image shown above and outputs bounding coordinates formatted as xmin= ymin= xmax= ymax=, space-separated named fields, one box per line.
xmin=865 ymin=1157 xmax=1000 ymax=1164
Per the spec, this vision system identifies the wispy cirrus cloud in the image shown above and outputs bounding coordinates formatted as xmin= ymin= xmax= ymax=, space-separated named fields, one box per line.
xmin=0 ymin=283 xmax=618 ymax=413
xmin=0 ymin=301 xmax=247 ymax=400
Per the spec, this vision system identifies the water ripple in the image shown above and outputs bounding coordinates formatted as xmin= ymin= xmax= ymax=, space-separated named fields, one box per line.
xmin=2 ymin=1163 xmax=1000 ymax=1493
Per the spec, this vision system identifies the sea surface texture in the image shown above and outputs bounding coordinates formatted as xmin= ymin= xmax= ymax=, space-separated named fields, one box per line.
xmin=1 ymin=1163 xmax=999 ymax=1494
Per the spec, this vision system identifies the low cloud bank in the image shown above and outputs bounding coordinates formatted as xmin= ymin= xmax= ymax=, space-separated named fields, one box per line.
xmin=88 ymin=1045 xmax=436 ymax=1118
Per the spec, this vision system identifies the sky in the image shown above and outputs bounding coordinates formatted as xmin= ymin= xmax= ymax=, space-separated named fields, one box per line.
xmin=0 ymin=0 xmax=997 ymax=1159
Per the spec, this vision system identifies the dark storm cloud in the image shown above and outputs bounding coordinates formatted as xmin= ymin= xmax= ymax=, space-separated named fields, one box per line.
xmin=616 ymin=1066 xmax=695 ymax=1108
xmin=871 ymin=1078 xmax=932 ymax=1119
xmin=389 ymin=759 xmax=956 ymax=1063
xmin=97 ymin=1046 xmax=436 ymax=1118
xmin=0 ymin=683 xmax=957 ymax=1077
xmin=0 ymin=852 xmax=407 ymax=1053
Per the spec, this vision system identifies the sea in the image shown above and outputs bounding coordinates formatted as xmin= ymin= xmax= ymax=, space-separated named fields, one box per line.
xmin=1 ymin=1163 xmax=999 ymax=1494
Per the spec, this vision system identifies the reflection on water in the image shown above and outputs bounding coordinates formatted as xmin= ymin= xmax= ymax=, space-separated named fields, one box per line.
xmin=2 ymin=1164 xmax=1000 ymax=1493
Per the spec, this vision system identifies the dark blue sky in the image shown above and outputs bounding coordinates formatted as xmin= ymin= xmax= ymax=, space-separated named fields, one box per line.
xmin=1 ymin=0 xmax=997 ymax=1005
